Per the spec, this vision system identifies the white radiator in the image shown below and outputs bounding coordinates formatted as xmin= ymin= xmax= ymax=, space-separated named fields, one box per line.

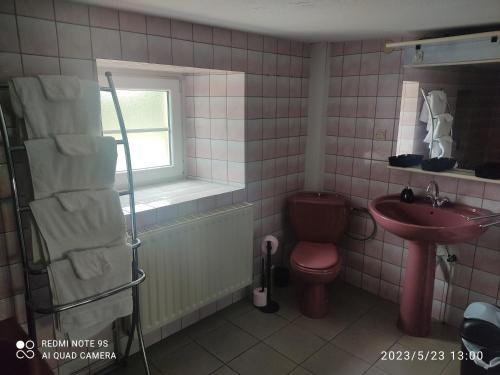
xmin=138 ymin=203 xmax=253 ymax=333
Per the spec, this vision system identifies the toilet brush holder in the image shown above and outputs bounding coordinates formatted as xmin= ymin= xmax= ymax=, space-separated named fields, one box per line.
xmin=253 ymin=288 xmax=267 ymax=307
xmin=259 ymin=237 xmax=280 ymax=313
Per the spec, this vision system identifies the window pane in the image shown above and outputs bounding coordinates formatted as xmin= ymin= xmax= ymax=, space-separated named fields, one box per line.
xmin=116 ymin=131 xmax=171 ymax=172
xmin=101 ymin=90 xmax=170 ymax=132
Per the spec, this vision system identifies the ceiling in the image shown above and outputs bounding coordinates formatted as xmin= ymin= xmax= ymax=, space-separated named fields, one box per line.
xmin=75 ymin=0 xmax=500 ymax=41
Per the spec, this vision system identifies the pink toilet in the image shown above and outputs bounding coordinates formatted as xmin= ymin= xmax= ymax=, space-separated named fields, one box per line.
xmin=288 ymin=192 xmax=350 ymax=318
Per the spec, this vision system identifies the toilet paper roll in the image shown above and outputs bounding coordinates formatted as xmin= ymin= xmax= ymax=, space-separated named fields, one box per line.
xmin=261 ymin=235 xmax=279 ymax=255
xmin=253 ymin=288 xmax=267 ymax=307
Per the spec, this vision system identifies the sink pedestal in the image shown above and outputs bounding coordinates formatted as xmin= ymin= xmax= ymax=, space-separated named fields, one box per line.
xmin=398 ymin=241 xmax=436 ymax=337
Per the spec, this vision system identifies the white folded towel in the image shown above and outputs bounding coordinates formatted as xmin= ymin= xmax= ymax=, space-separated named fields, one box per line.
xmin=67 ymin=247 xmax=111 ymax=280
xmin=30 ymin=189 xmax=126 ymax=263
xmin=48 ymin=244 xmax=132 ymax=340
xmin=25 ymin=136 xmax=117 ymax=199
xmin=437 ymin=135 xmax=453 ymax=158
xmin=9 ymin=76 xmax=101 ymax=138
xmin=54 ymin=134 xmax=97 ymax=156
xmin=420 ymin=90 xmax=448 ymax=123
xmin=38 ymin=75 xmax=81 ymax=101
xmin=423 ymin=113 xmax=453 ymax=143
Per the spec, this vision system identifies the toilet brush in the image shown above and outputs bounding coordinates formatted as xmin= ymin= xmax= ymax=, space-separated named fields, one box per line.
xmin=259 ymin=240 xmax=280 ymax=313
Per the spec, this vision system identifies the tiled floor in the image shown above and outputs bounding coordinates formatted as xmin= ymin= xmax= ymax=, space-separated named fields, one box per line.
xmin=112 ymin=282 xmax=462 ymax=375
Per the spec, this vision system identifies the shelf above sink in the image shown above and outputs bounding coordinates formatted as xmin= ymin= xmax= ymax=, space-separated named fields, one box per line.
xmin=387 ymin=165 xmax=500 ymax=185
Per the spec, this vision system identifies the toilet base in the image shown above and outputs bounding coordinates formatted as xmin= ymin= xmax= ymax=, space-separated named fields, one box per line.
xmin=299 ymin=283 xmax=328 ymax=318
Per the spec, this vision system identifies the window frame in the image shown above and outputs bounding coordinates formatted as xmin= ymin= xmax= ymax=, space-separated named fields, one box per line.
xmin=99 ymin=74 xmax=184 ymax=189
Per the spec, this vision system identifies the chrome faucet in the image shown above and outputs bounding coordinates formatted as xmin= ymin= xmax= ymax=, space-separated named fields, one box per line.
xmin=425 ymin=180 xmax=449 ymax=208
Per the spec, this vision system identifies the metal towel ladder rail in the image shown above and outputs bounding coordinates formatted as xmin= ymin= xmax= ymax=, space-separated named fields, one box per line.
xmin=0 ymin=72 xmax=151 ymax=374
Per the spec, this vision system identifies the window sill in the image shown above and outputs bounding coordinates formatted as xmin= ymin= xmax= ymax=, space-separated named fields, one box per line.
xmin=119 ymin=179 xmax=245 ymax=229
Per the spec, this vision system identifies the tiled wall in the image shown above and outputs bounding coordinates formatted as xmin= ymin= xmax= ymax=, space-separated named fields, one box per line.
xmin=0 ymin=0 xmax=310 ymax=372
xmin=184 ymin=72 xmax=247 ymax=185
xmin=324 ymin=39 xmax=500 ymax=326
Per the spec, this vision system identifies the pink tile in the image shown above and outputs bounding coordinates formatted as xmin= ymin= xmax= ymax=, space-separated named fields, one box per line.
xmin=231 ymin=30 xmax=247 ymax=48
xmin=340 ymin=97 xmax=357 ymax=117
xmin=57 ymin=23 xmax=91 ymax=59
xmin=210 ymin=119 xmax=227 ymax=140
xmin=262 ymin=76 xmax=277 ymax=97
xmin=172 ymin=39 xmax=194 ymax=66
xmin=291 ymin=41 xmax=303 ymax=56
xmin=22 ymin=54 xmax=59 ymax=75
xmin=337 ymin=137 xmax=354 ymax=157
xmin=194 ymin=97 xmax=209 ymax=117
xmin=227 ymin=119 xmax=244 ymax=141
xmin=60 ymin=58 xmax=93 ymax=80
xmin=148 ymin=35 xmax=172 ymax=64
xmin=210 ymin=74 xmax=226 ymax=96
xmin=355 ymin=118 xmax=374 ymax=139
xmin=276 ymin=98 xmax=289 ymax=117
xmin=474 ymin=247 xmax=500 ymax=275
xmin=372 ymin=140 xmax=392 ymax=161
xmin=375 ymin=97 xmax=397 ymax=119
xmin=358 ymin=75 xmax=378 ymax=96
xmin=193 ymin=24 xmax=212 ymax=43
xmin=18 ymin=17 xmax=58 ymax=56
xmin=247 ymin=50 xmax=263 ymax=74
xmin=171 ymin=20 xmax=193 ymax=40
xmin=262 ymin=119 xmax=276 ymax=139
xmin=184 ymin=97 xmax=194 ymax=117
xmin=339 ymin=117 xmax=356 ymax=137
xmin=379 ymin=50 xmax=401 ymax=74
xmin=353 ymin=138 xmax=372 ymax=159
xmin=146 ymin=16 xmax=171 ymax=37
xmin=227 ymin=97 xmax=245 ymax=119
xmin=0 ymin=14 xmax=18 ymax=53
xmin=17 ymin=0 xmax=54 ymax=19
xmin=119 ymin=11 xmax=146 ymax=33
xmin=328 ymin=77 xmax=341 ymax=97
xmin=470 ymin=269 xmax=499 ymax=298
xmin=89 ymin=6 xmax=119 ymax=29
xmin=263 ymin=36 xmax=277 ymax=52
xmin=351 ymin=177 xmax=369 ymax=198
xmin=227 ymin=73 xmax=245 ymax=96
xmin=196 ymin=158 xmax=212 ymax=179
xmin=277 ymin=55 xmax=290 ymax=76
xmin=121 ymin=31 xmax=148 ymax=62
xmin=362 ymin=39 xmax=382 ymax=53
xmin=194 ymin=42 xmax=213 ymax=68
xmin=341 ymin=76 xmax=359 ymax=96
xmin=231 ymin=48 xmax=247 ymax=71
xmin=290 ymin=56 xmax=302 ymax=77
xmin=246 ymin=97 xmax=263 ymax=119
xmin=370 ymin=160 xmax=389 ymax=182
xmin=374 ymin=119 xmax=395 ymax=141
xmin=54 ymin=0 xmax=88 ymax=25
xmin=382 ymin=243 xmax=403 ymax=266
xmin=262 ymin=98 xmax=277 ymax=118
xmin=329 ymin=42 xmax=343 ymax=56
xmin=194 ymin=75 xmax=209 ymax=95
xmin=369 ymin=180 xmax=388 ymax=199
xmin=262 ymin=159 xmax=276 ymax=179
xmin=356 ymin=97 xmax=376 ymax=117
xmin=246 ymin=74 xmax=262 ymax=96
xmin=212 ymin=160 xmax=228 ymax=182
xmin=213 ymin=46 xmax=231 ymax=70
xmin=277 ymin=39 xmax=291 ymax=54
xmin=195 ymin=118 xmax=210 ymax=138
xmin=381 ymin=261 xmax=401 ymax=284
xmin=213 ymin=27 xmax=231 ymax=46
xmin=483 ymin=183 xmax=500 ymax=201
xmin=325 ymin=136 xmax=337 ymax=155
xmin=336 ymin=156 xmax=353 ymax=175
xmin=377 ymin=74 xmax=400 ymax=97
xmin=360 ymin=52 xmax=380 ymax=75
xmin=248 ymin=33 xmax=263 ymax=51
xmin=210 ymin=97 xmax=226 ymax=118
xmin=342 ymin=54 xmax=361 ymax=76
xmin=353 ymin=158 xmax=371 ymax=178
xmin=211 ymin=140 xmax=227 ymax=161
xmin=330 ymin=56 xmax=343 ymax=77
xmin=327 ymin=97 xmax=340 ymax=117
xmin=276 ymin=77 xmax=290 ymax=98
xmin=344 ymin=41 xmax=362 ymax=54
xmin=195 ymin=138 xmax=211 ymax=158
xmin=263 ymin=53 xmax=277 ymax=75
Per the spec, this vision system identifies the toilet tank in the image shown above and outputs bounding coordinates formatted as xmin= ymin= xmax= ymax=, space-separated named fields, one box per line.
xmin=287 ymin=192 xmax=350 ymax=243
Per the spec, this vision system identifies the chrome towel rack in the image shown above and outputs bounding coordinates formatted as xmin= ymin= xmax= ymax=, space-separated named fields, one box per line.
xmin=466 ymin=212 xmax=500 ymax=228
xmin=0 ymin=72 xmax=150 ymax=374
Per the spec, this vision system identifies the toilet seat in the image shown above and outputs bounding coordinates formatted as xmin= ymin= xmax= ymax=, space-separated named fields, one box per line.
xmin=291 ymin=242 xmax=339 ymax=270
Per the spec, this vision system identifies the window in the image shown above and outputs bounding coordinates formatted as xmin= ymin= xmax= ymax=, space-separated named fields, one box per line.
xmin=100 ymin=75 xmax=183 ymax=188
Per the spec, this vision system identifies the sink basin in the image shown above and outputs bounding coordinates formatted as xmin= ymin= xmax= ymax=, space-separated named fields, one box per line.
xmin=368 ymin=194 xmax=492 ymax=337
xmin=369 ymin=194 xmax=490 ymax=244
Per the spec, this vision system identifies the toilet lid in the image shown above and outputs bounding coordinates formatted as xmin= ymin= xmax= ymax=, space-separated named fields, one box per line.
xmin=291 ymin=242 xmax=339 ymax=270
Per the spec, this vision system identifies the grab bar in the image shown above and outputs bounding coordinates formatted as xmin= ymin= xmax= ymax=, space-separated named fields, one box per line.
xmin=467 ymin=213 xmax=500 ymax=221
xmin=29 ymin=268 xmax=145 ymax=314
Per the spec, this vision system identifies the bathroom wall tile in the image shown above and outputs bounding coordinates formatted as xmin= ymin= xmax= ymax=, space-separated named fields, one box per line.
xmin=148 ymin=35 xmax=172 ymax=64
xmin=89 ymin=6 xmax=119 ymax=29
xmin=231 ymin=48 xmax=247 ymax=71
xmin=18 ymin=17 xmax=58 ymax=56
xmin=193 ymin=24 xmax=212 ymax=44
xmin=213 ymin=45 xmax=231 ymax=70
xmin=119 ymin=11 xmax=146 ymax=33
xmin=121 ymin=31 xmax=148 ymax=62
xmin=60 ymin=58 xmax=94 ymax=80
xmin=91 ymin=27 xmax=121 ymax=59
xmin=470 ymin=269 xmax=499 ymax=298
xmin=0 ymin=0 xmax=15 ymax=13
xmin=54 ymin=0 xmax=89 ymax=25
xmin=146 ymin=16 xmax=171 ymax=37
xmin=342 ymin=54 xmax=361 ymax=76
xmin=0 ymin=53 xmax=21 ymax=80
xmin=213 ymin=27 xmax=231 ymax=46
xmin=22 ymin=54 xmax=59 ymax=75
xmin=0 ymin=14 xmax=19 ymax=53
xmin=57 ymin=23 xmax=92 ymax=59
xmin=194 ymin=42 xmax=213 ymax=68
xmin=171 ymin=20 xmax=193 ymax=40
xmin=16 ymin=0 xmax=54 ymax=19
xmin=172 ymin=39 xmax=194 ymax=66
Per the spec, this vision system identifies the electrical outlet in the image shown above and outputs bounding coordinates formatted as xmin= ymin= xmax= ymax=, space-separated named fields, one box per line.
xmin=374 ymin=129 xmax=386 ymax=141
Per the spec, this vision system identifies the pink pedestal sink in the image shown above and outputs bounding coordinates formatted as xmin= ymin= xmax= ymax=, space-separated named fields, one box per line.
xmin=368 ymin=194 xmax=491 ymax=337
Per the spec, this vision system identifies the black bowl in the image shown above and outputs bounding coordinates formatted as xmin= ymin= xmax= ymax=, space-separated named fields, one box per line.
xmin=421 ymin=158 xmax=456 ymax=172
xmin=388 ymin=154 xmax=424 ymax=168
xmin=475 ymin=162 xmax=500 ymax=179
